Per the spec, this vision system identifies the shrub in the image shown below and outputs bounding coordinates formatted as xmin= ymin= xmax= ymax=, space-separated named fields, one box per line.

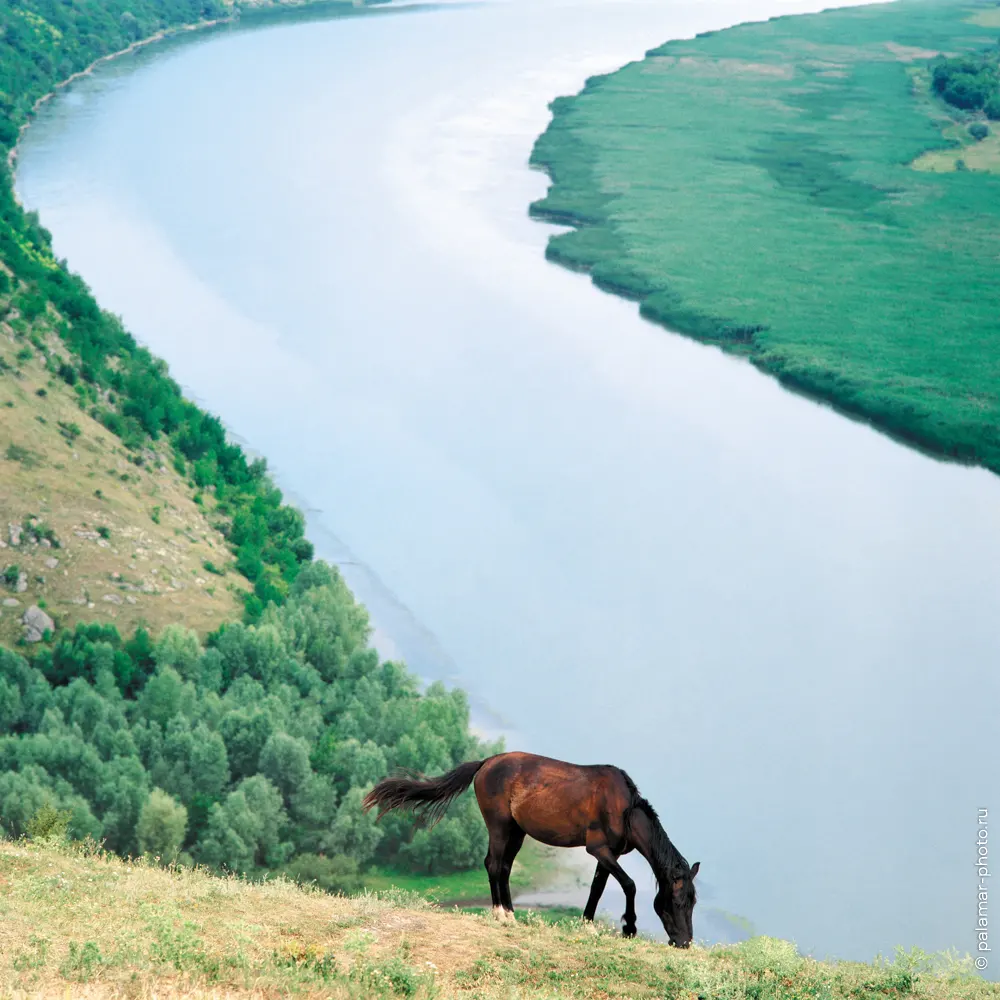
xmin=58 ymin=420 xmax=81 ymax=442
xmin=5 ymin=443 xmax=36 ymax=466
xmin=282 ymin=853 xmax=363 ymax=894
xmin=136 ymin=789 xmax=188 ymax=863
xmin=969 ymin=122 xmax=989 ymax=141
xmin=25 ymin=802 xmax=72 ymax=841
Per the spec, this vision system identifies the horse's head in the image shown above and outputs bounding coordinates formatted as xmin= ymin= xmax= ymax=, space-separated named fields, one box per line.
xmin=653 ymin=860 xmax=699 ymax=947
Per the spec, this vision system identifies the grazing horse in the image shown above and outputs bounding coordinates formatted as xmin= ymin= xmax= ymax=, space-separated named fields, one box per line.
xmin=362 ymin=751 xmax=700 ymax=945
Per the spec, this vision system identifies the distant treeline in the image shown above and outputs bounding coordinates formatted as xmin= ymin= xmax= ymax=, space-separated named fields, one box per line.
xmin=931 ymin=48 xmax=1000 ymax=117
xmin=0 ymin=564 xmax=495 ymax=883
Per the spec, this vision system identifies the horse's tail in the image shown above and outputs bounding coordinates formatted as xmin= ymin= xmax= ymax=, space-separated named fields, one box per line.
xmin=362 ymin=759 xmax=488 ymax=827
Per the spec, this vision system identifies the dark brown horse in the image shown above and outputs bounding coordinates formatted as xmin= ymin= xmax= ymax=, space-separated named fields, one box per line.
xmin=362 ymin=751 xmax=700 ymax=946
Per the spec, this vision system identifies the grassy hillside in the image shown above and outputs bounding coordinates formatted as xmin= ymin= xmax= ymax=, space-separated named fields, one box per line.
xmin=0 ymin=840 xmax=994 ymax=999
xmin=530 ymin=0 xmax=1000 ymax=472
xmin=0 ymin=317 xmax=244 ymax=647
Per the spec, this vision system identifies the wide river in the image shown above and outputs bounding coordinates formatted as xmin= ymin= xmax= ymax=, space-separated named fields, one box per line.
xmin=16 ymin=0 xmax=1000 ymax=968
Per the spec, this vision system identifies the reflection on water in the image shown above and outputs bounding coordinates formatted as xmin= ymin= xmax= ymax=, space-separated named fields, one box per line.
xmin=16 ymin=0 xmax=1000 ymax=969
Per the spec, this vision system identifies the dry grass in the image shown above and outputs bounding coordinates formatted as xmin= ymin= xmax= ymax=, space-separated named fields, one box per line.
xmin=0 ymin=840 xmax=994 ymax=1000
xmin=0 ymin=313 xmax=242 ymax=647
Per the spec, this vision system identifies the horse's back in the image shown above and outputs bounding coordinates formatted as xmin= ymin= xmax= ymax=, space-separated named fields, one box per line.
xmin=474 ymin=752 xmax=634 ymax=848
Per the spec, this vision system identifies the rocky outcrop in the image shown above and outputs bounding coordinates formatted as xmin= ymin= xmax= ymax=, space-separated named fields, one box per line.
xmin=21 ymin=604 xmax=54 ymax=643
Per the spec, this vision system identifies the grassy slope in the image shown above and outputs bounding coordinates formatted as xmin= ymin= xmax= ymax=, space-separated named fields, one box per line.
xmin=530 ymin=0 xmax=1000 ymax=472
xmin=0 ymin=317 xmax=244 ymax=647
xmin=0 ymin=840 xmax=995 ymax=999
xmin=0 ymin=322 xmax=244 ymax=645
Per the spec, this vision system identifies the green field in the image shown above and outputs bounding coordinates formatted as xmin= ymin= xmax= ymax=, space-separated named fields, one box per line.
xmin=530 ymin=0 xmax=1000 ymax=471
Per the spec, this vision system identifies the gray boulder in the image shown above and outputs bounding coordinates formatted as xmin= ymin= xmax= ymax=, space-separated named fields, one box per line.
xmin=21 ymin=605 xmax=54 ymax=643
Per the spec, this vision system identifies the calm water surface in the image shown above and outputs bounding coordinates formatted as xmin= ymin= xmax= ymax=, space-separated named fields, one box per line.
xmin=16 ymin=0 xmax=1000 ymax=966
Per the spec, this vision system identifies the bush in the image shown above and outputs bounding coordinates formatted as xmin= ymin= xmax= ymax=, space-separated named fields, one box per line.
xmin=136 ymin=789 xmax=188 ymax=863
xmin=25 ymin=802 xmax=72 ymax=842
xmin=283 ymin=853 xmax=363 ymax=894
xmin=969 ymin=122 xmax=989 ymax=141
xmin=5 ymin=443 xmax=36 ymax=466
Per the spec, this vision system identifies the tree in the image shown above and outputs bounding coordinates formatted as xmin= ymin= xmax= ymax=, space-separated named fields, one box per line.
xmin=137 ymin=667 xmax=185 ymax=728
xmin=136 ymin=789 xmax=187 ymax=862
xmin=324 ymin=788 xmax=382 ymax=867
xmin=258 ymin=732 xmax=311 ymax=804
xmin=197 ymin=775 xmax=290 ymax=872
xmin=153 ymin=625 xmax=202 ymax=682
xmin=218 ymin=709 xmax=273 ymax=780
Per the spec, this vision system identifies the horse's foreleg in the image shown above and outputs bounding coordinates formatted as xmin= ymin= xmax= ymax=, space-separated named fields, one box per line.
xmin=583 ymin=864 xmax=610 ymax=921
xmin=586 ymin=843 xmax=637 ymax=938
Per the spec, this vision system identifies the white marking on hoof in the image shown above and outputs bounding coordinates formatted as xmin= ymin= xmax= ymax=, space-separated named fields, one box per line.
xmin=492 ymin=905 xmax=506 ymax=921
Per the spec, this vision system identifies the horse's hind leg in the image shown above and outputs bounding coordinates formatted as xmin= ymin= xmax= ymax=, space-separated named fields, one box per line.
xmin=583 ymin=864 xmax=610 ymax=921
xmin=497 ymin=825 xmax=525 ymax=917
xmin=485 ymin=822 xmax=518 ymax=921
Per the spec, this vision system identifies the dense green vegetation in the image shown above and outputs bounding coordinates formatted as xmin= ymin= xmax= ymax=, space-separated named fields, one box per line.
xmin=0 ymin=562 xmax=495 ymax=882
xmin=932 ymin=47 xmax=1000 ymax=113
xmin=530 ymin=0 xmax=1000 ymax=471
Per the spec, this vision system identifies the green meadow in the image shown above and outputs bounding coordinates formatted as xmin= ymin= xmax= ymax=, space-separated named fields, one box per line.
xmin=531 ymin=0 xmax=1000 ymax=471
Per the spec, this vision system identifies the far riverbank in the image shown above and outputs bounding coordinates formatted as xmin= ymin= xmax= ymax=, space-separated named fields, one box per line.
xmin=530 ymin=0 xmax=1000 ymax=474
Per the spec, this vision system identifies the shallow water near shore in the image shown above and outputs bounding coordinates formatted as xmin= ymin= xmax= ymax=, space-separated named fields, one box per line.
xmin=15 ymin=0 xmax=1000 ymax=968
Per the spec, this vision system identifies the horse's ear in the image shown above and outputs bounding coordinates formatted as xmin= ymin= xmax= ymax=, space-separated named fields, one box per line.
xmin=690 ymin=861 xmax=700 ymax=878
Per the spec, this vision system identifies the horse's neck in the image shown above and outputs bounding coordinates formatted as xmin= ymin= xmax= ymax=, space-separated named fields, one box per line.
xmin=629 ymin=804 xmax=682 ymax=882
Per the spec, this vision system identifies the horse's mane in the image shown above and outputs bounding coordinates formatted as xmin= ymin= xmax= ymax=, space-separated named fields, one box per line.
xmin=621 ymin=771 xmax=691 ymax=883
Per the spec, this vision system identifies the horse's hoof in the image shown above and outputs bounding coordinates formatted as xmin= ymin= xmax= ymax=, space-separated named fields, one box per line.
xmin=622 ymin=924 xmax=637 ymax=938
xmin=492 ymin=906 xmax=506 ymax=921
